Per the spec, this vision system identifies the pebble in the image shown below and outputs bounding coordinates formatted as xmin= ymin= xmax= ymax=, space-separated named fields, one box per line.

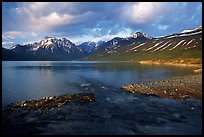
xmin=26 ymin=117 xmax=38 ymax=123
xmin=173 ymin=113 xmax=180 ymax=119
xmin=122 ymin=74 xmax=201 ymax=100
xmin=49 ymin=96 xmax=53 ymax=100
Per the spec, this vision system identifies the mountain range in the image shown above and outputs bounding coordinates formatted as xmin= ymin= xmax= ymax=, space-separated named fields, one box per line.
xmin=2 ymin=26 xmax=202 ymax=62
xmin=2 ymin=32 xmax=152 ymax=61
xmin=85 ymin=26 xmax=202 ymax=63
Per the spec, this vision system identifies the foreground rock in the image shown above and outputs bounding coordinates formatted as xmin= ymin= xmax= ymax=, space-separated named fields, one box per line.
xmin=121 ymin=74 xmax=202 ymax=100
xmin=5 ymin=92 xmax=96 ymax=111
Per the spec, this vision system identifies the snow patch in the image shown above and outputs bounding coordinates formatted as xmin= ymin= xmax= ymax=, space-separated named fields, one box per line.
xmin=126 ymin=43 xmax=146 ymax=52
xmin=166 ymin=31 xmax=202 ymax=39
xmin=10 ymin=46 xmax=16 ymax=49
xmin=145 ymin=41 xmax=163 ymax=51
xmin=181 ymin=29 xmax=193 ymax=33
xmin=45 ymin=40 xmax=53 ymax=45
xmin=186 ymin=39 xmax=194 ymax=46
xmin=130 ymin=42 xmax=135 ymax=46
xmin=107 ymin=50 xmax=116 ymax=54
xmin=169 ymin=40 xmax=185 ymax=51
xmin=181 ymin=41 xmax=187 ymax=46
xmin=153 ymin=41 xmax=170 ymax=52
xmin=160 ymin=42 xmax=172 ymax=51
xmin=32 ymin=46 xmax=39 ymax=51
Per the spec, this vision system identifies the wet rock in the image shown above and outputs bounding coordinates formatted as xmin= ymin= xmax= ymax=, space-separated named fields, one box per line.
xmin=26 ymin=117 xmax=38 ymax=123
xmin=57 ymin=115 xmax=65 ymax=120
xmin=172 ymin=113 xmax=180 ymax=119
xmin=81 ymin=83 xmax=91 ymax=87
xmin=5 ymin=92 xmax=96 ymax=112
xmin=154 ymin=117 xmax=167 ymax=124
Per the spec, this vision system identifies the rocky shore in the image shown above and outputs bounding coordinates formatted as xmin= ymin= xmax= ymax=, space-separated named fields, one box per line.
xmin=2 ymin=92 xmax=96 ymax=135
xmin=2 ymin=79 xmax=202 ymax=135
xmin=121 ymin=74 xmax=202 ymax=100
xmin=4 ymin=92 xmax=96 ymax=112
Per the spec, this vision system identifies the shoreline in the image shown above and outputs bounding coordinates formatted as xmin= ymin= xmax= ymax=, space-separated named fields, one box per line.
xmin=139 ymin=60 xmax=202 ymax=68
xmin=121 ymin=73 xmax=202 ymax=100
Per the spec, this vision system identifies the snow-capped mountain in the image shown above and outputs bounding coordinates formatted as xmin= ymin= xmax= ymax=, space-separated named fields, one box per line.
xmin=107 ymin=32 xmax=153 ymax=48
xmin=1 ymin=31 xmax=159 ymax=61
xmin=3 ymin=26 xmax=201 ymax=61
xmin=128 ymin=32 xmax=153 ymax=40
xmin=194 ymin=25 xmax=202 ymax=31
xmin=98 ymin=32 xmax=152 ymax=54
xmin=155 ymin=26 xmax=202 ymax=39
xmin=181 ymin=29 xmax=193 ymax=33
xmin=11 ymin=37 xmax=80 ymax=53
xmin=78 ymin=41 xmax=105 ymax=53
xmin=8 ymin=37 xmax=83 ymax=60
xmin=37 ymin=37 xmax=80 ymax=54
xmin=85 ymin=26 xmax=202 ymax=60
xmin=181 ymin=26 xmax=202 ymax=34
xmin=4 ymin=31 xmax=153 ymax=60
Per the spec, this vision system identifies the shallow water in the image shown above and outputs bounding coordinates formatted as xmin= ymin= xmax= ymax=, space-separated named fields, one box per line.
xmin=2 ymin=61 xmax=202 ymax=135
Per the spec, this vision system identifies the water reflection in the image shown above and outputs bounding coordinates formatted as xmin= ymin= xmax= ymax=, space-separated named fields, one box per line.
xmin=10 ymin=61 xmax=194 ymax=74
xmin=2 ymin=61 xmax=201 ymax=135
xmin=2 ymin=61 xmax=194 ymax=105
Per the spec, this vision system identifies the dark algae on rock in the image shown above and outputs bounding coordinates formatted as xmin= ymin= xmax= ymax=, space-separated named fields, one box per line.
xmin=2 ymin=83 xmax=202 ymax=135
xmin=3 ymin=93 xmax=96 ymax=110
xmin=5 ymin=92 xmax=96 ymax=111
xmin=2 ymin=92 xmax=96 ymax=135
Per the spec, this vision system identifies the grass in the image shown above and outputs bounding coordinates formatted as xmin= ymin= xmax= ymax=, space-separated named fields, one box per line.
xmin=84 ymin=32 xmax=202 ymax=65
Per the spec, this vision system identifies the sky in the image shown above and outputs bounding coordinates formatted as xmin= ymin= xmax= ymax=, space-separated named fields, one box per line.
xmin=2 ymin=2 xmax=202 ymax=49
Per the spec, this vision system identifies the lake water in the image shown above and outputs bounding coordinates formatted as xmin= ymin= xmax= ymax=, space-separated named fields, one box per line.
xmin=2 ymin=61 xmax=202 ymax=135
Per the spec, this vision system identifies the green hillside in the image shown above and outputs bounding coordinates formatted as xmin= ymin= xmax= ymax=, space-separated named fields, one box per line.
xmin=84 ymin=32 xmax=202 ymax=64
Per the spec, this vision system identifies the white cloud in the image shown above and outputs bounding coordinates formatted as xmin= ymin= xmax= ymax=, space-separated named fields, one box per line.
xmin=20 ymin=2 xmax=76 ymax=16
xmin=158 ymin=25 xmax=169 ymax=30
xmin=71 ymin=27 xmax=134 ymax=44
xmin=2 ymin=41 xmax=15 ymax=45
xmin=22 ymin=41 xmax=39 ymax=45
xmin=122 ymin=2 xmax=166 ymax=24
xmin=2 ymin=31 xmax=25 ymax=40
xmin=2 ymin=2 xmax=202 ymax=45
xmin=28 ymin=2 xmax=49 ymax=10
xmin=9 ymin=2 xmax=77 ymax=32
xmin=27 ymin=12 xmax=73 ymax=31
xmin=2 ymin=41 xmax=16 ymax=49
xmin=2 ymin=31 xmax=38 ymax=40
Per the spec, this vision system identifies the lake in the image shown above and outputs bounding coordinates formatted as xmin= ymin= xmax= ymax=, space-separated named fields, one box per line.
xmin=2 ymin=61 xmax=202 ymax=135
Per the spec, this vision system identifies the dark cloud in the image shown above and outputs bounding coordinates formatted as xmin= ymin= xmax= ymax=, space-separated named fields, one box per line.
xmin=2 ymin=2 xmax=202 ymax=46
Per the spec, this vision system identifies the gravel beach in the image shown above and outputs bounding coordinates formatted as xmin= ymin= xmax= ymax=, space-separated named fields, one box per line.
xmin=121 ymin=73 xmax=202 ymax=100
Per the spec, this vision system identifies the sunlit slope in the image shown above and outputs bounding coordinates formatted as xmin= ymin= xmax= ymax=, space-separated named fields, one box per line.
xmin=85 ymin=31 xmax=202 ymax=64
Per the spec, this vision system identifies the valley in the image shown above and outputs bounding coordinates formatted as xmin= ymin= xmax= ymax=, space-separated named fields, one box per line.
xmin=2 ymin=26 xmax=202 ymax=67
xmin=2 ymin=2 xmax=202 ymax=135
xmin=85 ymin=27 xmax=202 ymax=66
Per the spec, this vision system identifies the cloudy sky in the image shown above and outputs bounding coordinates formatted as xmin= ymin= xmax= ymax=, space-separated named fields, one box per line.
xmin=2 ymin=2 xmax=202 ymax=48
